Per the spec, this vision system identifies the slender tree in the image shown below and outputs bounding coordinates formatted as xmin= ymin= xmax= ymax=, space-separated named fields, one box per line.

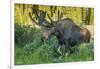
xmin=85 ymin=8 xmax=91 ymax=25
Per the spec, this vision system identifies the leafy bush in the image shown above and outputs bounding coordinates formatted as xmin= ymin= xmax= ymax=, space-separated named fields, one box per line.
xmin=15 ymin=23 xmax=35 ymax=46
xmin=15 ymin=26 xmax=94 ymax=65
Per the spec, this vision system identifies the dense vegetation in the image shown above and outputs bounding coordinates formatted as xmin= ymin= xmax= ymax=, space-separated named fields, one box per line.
xmin=15 ymin=4 xmax=94 ymax=65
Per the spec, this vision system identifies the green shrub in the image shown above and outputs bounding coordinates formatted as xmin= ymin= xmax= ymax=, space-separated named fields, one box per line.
xmin=15 ymin=23 xmax=35 ymax=47
xmin=15 ymin=26 xmax=94 ymax=65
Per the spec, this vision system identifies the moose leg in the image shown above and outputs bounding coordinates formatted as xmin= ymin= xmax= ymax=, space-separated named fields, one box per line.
xmin=64 ymin=41 xmax=72 ymax=56
xmin=57 ymin=44 xmax=62 ymax=55
xmin=64 ymin=41 xmax=73 ymax=56
xmin=57 ymin=44 xmax=66 ymax=59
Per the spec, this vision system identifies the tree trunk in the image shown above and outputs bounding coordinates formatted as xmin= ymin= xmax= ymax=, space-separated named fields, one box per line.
xmin=86 ymin=8 xmax=91 ymax=25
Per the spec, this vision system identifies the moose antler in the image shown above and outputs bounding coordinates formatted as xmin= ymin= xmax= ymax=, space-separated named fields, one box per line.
xmin=29 ymin=6 xmax=63 ymax=28
xmin=29 ymin=10 xmax=55 ymax=28
xmin=58 ymin=10 xmax=63 ymax=20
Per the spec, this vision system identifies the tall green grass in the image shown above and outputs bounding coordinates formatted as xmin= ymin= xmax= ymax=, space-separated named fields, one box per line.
xmin=14 ymin=27 xmax=94 ymax=65
xmin=15 ymin=28 xmax=94 ymax=65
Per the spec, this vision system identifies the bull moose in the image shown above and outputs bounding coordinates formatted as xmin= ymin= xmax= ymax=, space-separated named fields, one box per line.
xmin=29 ymin=10 xmax=91 ymax=56
xmin=41 ymin=18 xmax=91 ymax=56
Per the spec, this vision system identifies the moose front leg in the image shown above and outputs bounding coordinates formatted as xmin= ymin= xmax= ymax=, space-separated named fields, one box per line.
xmin=56 ymin=44 xmax=66 ymax=59
xmin=64 ymin=41 xmax=73 ymax=56
xmin=57 ymin=42 xmax=67 ymax=57
xmin=57 ymin=44 xmax=62 ymax=55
